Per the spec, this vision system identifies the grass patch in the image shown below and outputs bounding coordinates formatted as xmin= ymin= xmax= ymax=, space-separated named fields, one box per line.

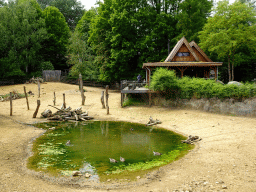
xmin=122 ymin=94 xmax=148 ymax=107
xmin=0 ymin=90 xmax=26 ymax=101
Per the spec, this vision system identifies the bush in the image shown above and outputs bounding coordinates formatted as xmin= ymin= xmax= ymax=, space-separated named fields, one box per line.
xmin=149 ymin=68 xmax=179 ymax=99
xmin=41 ymin=61 xmax=54 ymax=70
xmin=149 ymin=71 xmax=256 ymax=100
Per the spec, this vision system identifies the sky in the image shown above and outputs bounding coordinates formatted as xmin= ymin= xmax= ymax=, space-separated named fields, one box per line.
xmin=80 ymin=0 xmax=99 ymax=10
xmin=80 ymin=0 xmax=237 ymax=10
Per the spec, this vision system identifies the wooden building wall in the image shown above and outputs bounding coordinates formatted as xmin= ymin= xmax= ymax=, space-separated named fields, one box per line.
xmin=172 ymin=44 xmax=196 ymax=62
xmin=192 ymin=47 xmax=207 ymax=62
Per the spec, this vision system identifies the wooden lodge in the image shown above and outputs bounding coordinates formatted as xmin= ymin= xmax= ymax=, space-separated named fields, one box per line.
xmin=142 ymin=37 xmax=223 ymax=83
xmin=120 ymin=37 xmax=223 ymax=107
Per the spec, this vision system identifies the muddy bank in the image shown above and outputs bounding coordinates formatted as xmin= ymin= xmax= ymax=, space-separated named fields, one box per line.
xmin=0 ymin=82 xmax=256 ymax=192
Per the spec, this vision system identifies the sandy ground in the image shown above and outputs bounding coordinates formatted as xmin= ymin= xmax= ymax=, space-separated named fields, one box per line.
xmin=0 ymin=82 xmax=256 ymax=192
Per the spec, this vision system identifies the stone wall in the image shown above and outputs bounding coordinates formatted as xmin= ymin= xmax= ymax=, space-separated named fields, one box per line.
xmin=152 ymin=95 xmax=256 ymax=117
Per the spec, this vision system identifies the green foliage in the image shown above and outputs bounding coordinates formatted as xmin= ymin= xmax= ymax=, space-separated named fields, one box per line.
xmin=176 ymin=77 xmax=256 ymax=99
xmin=41 ymin=61 xmax=54 ymax=70
xmin=122 ymin=94 xmax=147 ymax=107
xmin=176 ymin=0 xmax=213 ymax=42
xmin=149 ymin=68 xmax=179 ymax=98
xmin=37 ymin=0 xmax=85 ymax=30
xmin=88 ymin=0 xmax=213 ymax=82
xmin=199 ymin=0 xmax=256 ymax=81
xmin=67 ymin=31 xmax=98 ymax=80
xmin=148 ymin=69 xmax=255 ymax=100
xmin=42 ymin=6 xmax=70 ymax=70
xmin=0 ymin=0 xmax=47 ymax=78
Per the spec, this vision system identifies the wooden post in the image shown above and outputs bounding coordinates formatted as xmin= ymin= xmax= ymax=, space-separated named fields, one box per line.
xmin=149 ymin=91 xmax=152 ymax=107
xmin=101 ymin=91 xmax=105 ymax=108
xmin=121 ymin=93 xmax=124 ymax=107
xmin=10 ymin=92 xmax=12 ymax=116
xmin=79 ymin=74 xmax=85 ymax=105
xmin=33 ymin=100 xmax=40 ymax=118
xmin=63 ymin=93 xmax=66 ymax=109
xmin=105 ymin=85 xmax=109 ymax=114
xmin=24 ymin=86 xmax=29 ymax=110
xmin=53 ymin=91 xmax=56 ymax=106
xmin=38 ymin=80 xmax=40 ymax=98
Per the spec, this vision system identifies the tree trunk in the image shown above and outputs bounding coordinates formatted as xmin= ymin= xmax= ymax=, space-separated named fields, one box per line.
xmin=232 ymin=63 xmax=234 ymax=81
xmin=228 ymin=55 xmax=231 ymax=82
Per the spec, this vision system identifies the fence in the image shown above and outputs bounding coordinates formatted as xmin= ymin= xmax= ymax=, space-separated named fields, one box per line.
xmin=0 ymin=78 xmax=29 ymax=86
xmin=120 ymin=80 xmax=148 ymax=90
xmin=43 ymin=70 xmax=61 ymax=82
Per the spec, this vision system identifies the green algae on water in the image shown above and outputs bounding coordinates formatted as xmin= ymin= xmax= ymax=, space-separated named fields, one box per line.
xmin=28 ymin=121 xmax=193 ymax=180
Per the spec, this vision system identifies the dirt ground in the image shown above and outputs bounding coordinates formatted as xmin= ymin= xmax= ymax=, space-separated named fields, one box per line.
xmin=0 ymin=82 xmax=256 ymax=192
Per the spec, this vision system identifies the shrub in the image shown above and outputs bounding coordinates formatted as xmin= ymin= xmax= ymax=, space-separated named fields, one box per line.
xmin=149 ymin=68 xmax=179 ymax=99
xmin=41 ymin=61 xmax=54 ymax=70
xmin=149 ymin=71 xmax=255 ymax=100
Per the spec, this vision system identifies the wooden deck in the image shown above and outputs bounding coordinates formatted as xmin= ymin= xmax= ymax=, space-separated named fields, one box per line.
xmin=120 ymin=81 xmax=153 ymax=107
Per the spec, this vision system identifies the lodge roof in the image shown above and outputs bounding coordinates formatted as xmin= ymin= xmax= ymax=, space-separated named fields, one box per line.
xmin=143 ymin=37 xmax=222 ymax=69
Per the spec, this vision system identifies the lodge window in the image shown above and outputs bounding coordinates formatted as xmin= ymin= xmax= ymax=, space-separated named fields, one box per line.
xmin=176 ymin=52 xmax=190 ymax=57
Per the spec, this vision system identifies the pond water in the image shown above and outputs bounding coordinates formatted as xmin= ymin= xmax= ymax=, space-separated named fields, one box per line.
xmin=28 ymin=121 xmax=192 ymax=181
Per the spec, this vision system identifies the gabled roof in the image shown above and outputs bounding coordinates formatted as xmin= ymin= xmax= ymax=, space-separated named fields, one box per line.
xmin=189 ymin=41 xmax=212 ymax=62
xmin=164 ymin=37 xmax=199 ymax=62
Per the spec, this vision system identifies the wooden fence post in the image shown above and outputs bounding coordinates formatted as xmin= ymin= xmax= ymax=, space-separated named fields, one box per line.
xmin=38 ymin=80 xmax=40 ymax=98
xmin=79 ymin=74 xmax=85 ymax=105
xmin=121 ymin=93 xmax=123 ymax=107
xmin=53 ymin=91 xmax=56 ymax=106
xmin=101 ymin=91 xmax=105 ymax=108
xmin=33 ymin=100 xmax=40 ymax=118
xmin=10 ymin=92 xmax=12 ymax=116
xmin=105 ymin=85 xmax=109 ymax=114
xmin=24 ymin=86 xmax=29 ymax=110
xmin=63 ymin=93 xmax=66 ymax=109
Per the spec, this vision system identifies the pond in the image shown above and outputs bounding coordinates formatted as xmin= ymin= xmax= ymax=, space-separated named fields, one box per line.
xmin=28 ymin=121 xmax=193 ymax=182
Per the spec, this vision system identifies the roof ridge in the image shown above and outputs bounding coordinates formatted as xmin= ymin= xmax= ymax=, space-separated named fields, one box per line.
xmin=189 ymin=41 xmax=212 ymax=62
xmin=165 ymin=37 xmax=199 ymax=62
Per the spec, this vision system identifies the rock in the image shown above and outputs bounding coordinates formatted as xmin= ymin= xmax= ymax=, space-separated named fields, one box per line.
xmin=222 ymin=185 xmax=227 ymax=189
xmin=216 ymin=80 xmax=224 ymax=85
xmin=72 ymin=171 xmax=82 ymax=176
xmin=136 ymin=176 xmax=140 ymax=179
xmin=85 ymin=173 xmax=92 ymax=178
xmin=107 ymin=179 xmax=111 ymax=182
xmin=41 ymin=109 xmax=52 ymax=118
xmin=227 ymin=81 xmax=243 ymax=86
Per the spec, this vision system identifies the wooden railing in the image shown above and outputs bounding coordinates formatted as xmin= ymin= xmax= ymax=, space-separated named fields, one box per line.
xmin=120 ymin=80 xmax=149 ymax=90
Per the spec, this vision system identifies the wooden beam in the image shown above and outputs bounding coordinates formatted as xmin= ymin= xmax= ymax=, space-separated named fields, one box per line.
xmin=177 ymin=67 xmax=187 ymax=78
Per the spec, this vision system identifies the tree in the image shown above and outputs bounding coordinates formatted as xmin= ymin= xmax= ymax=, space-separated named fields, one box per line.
xmin=42 ymin=6 xmax=70 ymax=70
xmin=88 ymin=0 xmax=213 ymax=82
xmin=88 ymin=0 xmax=113 ymax=81
xmin=37 ymin=0 xmax=85 ymax=30
xmin=67 ymin=8 xmax=98 ymax=80
xmin=199 ymin=0 xmax=256 ymax=81
xmin=67 ymin=31 xmax=98 ymax=80
xmin=176 ymin=0 xmax=213 ymax=42
xmin=0 ymin=0 xmax=48 ymax=78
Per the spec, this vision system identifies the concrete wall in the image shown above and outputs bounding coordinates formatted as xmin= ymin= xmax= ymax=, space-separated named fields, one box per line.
xmin=152 ymin=95 xmax=256 ymax=117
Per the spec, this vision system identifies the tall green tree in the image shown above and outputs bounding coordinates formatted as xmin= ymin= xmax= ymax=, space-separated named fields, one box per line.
xmin=176 ymin=0 xmax=213 ymax=42
xmin=199 ymin=0 xmax=256 ymax=81
xmin=0 ymin=0 xmax=47 ymax=78
xmin=88 ymin=0 xmax=213 ymax=82
xmin=67 ymin=31 xmax=97 ymax=80
xmin=37 ymin=0 xmax=85 ymax=29
xmin=67 ymin=8 xmax=98 ymax=80
xmin=89 ymin=0 xmax=113 ymax=81
xmin=42 ymin=6 xmax=70 ymax=70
